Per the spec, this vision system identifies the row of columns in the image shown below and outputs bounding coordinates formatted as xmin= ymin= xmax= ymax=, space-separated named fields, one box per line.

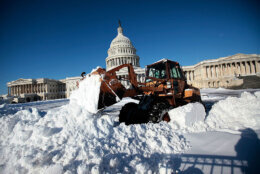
xmin=116 ymin=48 xmax=134 ymax=54
xmin=186 ymin=71 xmax=195 ymax=81
xmin=107 ymin=57 xmax=139 ymax=69
xmin=205 ymin=60 xmax=259 ymax=79
xmin=9 ymin=83 xmax=47 ymax=96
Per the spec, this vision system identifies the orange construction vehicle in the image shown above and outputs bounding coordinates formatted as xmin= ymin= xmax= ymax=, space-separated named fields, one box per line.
xmin=88 ymin=59 xmax=203 ymax=125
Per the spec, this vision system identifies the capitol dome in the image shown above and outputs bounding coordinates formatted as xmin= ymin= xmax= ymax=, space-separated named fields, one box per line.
xmin=106 ymin=21 xmax=140 ymax=71
xmin=110 ymin=32 xmax=132 ymax=48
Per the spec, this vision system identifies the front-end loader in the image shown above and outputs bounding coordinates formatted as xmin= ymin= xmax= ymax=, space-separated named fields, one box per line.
xmin=83 ymin=59 xmax=203 ymax=125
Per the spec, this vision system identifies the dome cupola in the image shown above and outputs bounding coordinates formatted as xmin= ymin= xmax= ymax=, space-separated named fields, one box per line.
xmin=106 ymin=21 xmax=140 ymax=71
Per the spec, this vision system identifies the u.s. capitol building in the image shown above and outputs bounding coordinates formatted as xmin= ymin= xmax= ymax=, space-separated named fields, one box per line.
xmin=5 ymin=22 xmax=260 ymax=103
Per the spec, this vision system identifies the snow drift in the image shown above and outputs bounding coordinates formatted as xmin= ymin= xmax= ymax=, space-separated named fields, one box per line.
xmin=168 ymin=102 xmax=207 ymax=132
xmin=69 ymin=74 xmax=101 ymax=114
xmin=1 ymin=71 xmax=260 ymax=173
xmin=206 ymin=91 xmax=260 ymax=132
xmin=0 ymin=74 xmax=189 ymax=174
xmin=167 ymin=91 xmax=260 ymax=133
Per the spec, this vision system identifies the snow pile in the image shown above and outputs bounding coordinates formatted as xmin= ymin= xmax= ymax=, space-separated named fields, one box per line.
xmin=69 ymin=74 xmax=101 ymax=114
xmin=206 ymin=91 xmax=260 ymax=131
xmin=168 ymin=102 xmax=207 ymax=132
xmin=167 ymin=91 xmax=260 ymax=133
xmin=0 ymin=73 xmax=190 ymax=173
xmin=0 ymin=104 xmax=24 ymax=117
xmin=0 ymin=105 xmax=189 ymax=173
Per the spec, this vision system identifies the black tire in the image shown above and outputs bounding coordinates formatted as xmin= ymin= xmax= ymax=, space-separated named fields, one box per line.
xmin=119 ymin=102 xmax=138 ymax=123
xmin=148 ymin=102 xmax=171 ymax=123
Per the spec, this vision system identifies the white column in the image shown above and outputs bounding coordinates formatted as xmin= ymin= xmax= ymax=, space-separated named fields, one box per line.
xmin=205 ymin=67 xmax=208 ymax=78
xmin=246 ymin=61 xmax=250 ymax=74
xmin=214 ymin=66 xmax=217 ymax=77
xmin=222 ymin=64 xmax=225 ymax=76
xmin=216 ymin=65 xmax=219 ymax=77
xmin=208 ymin=67 xmax=211 ymax=78
xmin=206 ymin=66 xmax=210 ymax=78
xmin=231 ymin=63 xmax=234 ymax=76
xmin=236 ymin=62 xmax=240 ymax=75
xmin=227 ymin=63 xmax=230 ymax=76
xmin=251 ymin=61 xmax=256 ymax=74
xmin=256 ymin=61 xmax=260 ymax=73
xmin=202 ymin=67 xmax=207 ymax=78
xmin=220 ymin=64 xmax=223 ymax=77
xmin=242 ymin=62 xmax=246 ymax=75
xmin=212 ymin=66 xmax=216 ymax=78
xmin=239 ymin=62 xmax=242 ymax=75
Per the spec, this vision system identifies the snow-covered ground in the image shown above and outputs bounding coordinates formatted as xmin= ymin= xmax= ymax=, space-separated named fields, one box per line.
xmin=0 ymin=75 xmax=260 ymax=174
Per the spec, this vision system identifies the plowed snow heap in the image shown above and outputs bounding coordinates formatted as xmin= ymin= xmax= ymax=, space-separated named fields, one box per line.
xmin=70 ymin=74 xmax=101 ymax=114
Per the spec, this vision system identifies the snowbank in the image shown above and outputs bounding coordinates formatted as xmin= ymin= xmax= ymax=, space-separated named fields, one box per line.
xmin=0 ymin=104 xmax=189 ymax=173
xmin=206 ymin=91 xmax=260 ymax=132
xmin=2 ymin=75 xmax=259 ymax=173
xmin=167 ymin=91 xmax=260 ymax=133
xmin=69 ymin=74 xmax=101 ymax=114
xmin=0 ymin=74 xmax=190 ymax=173
xmin=168 ymin=102 xmax=207 ymax=132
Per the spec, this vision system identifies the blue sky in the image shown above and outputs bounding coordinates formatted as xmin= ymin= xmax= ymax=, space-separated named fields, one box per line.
xmin=0 ymin=0 xmax=259 ymax=95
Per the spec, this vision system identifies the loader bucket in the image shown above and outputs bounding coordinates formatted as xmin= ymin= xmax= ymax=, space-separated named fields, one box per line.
xmin=91 ymin=67 xmax=127 ymax=109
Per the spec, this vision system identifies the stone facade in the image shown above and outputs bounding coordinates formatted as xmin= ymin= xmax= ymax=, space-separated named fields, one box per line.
xmin=65 ymin=76 xmax=82 ymax=98
xmin=182 ymin=53 xmax=260 ymax=88
xmin=7 ymin=78 xmax=66 ymax=103
xmin=7 ymin=77 xmax=83 ymax=103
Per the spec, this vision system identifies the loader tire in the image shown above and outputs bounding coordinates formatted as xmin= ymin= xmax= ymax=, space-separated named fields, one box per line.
xmin=119 ymin=102 xmax=138 ymax=124
xmin=149 ymin=102 xmax=171 ymax=123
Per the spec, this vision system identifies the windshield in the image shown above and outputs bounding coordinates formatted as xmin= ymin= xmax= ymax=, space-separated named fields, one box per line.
xmin=170 ymin=63 xmax=183 ymax=79
xmin=147 ymin=63 xmax=167 ymax=79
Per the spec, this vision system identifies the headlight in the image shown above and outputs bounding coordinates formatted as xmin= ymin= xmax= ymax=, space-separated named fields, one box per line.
xmin=166 ymin=81 xmax=171 ymax=89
